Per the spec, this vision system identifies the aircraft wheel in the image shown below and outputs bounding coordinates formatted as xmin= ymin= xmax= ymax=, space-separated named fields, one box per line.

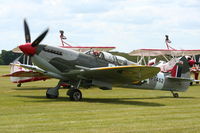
xmin=190 ymin=82 xmax=193 ymax=86
xmin=17 ymin=83 xmax=21 ymax=87
xmin=173 ymin=93 xmax=179 ymax=98
xmin=67 ymin=89 xmax=82 ymax=101
xmin=46 ymin=93 xmax=58 ymax=99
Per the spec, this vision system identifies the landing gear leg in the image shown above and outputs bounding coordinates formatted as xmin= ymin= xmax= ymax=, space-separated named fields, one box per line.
xmin=67 ymin=80 xmax=82 ymax=101
xmin=170 ymin=90 xmax=179 ymax=98
xmin=46 ymin=80 xmax=62 ymax=98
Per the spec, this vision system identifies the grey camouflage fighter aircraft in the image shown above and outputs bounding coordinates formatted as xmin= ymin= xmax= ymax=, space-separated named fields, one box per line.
xmin=4 ymin=20 xmax=192 ymax=101
xmin=3 ymin=20 xmax=161 ymax=101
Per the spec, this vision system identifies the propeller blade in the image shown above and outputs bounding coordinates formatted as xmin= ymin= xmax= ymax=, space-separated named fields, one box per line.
xmin=31 ymin=28 xmax=49 ymax=47
xmin=24 ymin=19 xmax=31 ymax=43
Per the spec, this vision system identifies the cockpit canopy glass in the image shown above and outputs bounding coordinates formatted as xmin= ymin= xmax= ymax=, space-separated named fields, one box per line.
xmin=85 ymin=51 xmax=128 ymax=65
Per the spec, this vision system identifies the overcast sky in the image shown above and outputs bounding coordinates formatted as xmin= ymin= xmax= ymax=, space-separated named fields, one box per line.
xmin=0 ymin=0 xmax=200 ymax=53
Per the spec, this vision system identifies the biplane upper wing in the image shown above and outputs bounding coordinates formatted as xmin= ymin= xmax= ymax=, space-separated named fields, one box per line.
xmin=129 ymin=49 xmax=200 ymax=56
xmin=12 ymin=46 xmax=22 ymax=53
xmin=13 ymin=46 xmax=116 ymax=53
xmin=60 ymin=46 xmax=116 ymax=52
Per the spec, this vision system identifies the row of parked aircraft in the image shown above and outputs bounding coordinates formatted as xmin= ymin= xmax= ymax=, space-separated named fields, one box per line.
xmin=2 ymin=19 xmax=200 ymax=101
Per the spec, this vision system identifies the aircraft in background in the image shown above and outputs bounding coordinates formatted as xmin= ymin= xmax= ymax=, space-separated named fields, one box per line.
xmin=4 ymin=56 xmax=49 ymax=87
xmin=129 ymin=35 xmax=200 ymax=85
xmin=125 ymin=56 xmax=192 ymax=98
xmin=3 ymin=19 xmax=160 ymax=101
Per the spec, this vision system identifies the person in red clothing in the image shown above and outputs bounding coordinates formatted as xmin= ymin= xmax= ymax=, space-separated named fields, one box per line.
xmin=187 ymin=56 xmax=199 ymax=84
xmin=187 ymin=56 xmax=196 ymax=66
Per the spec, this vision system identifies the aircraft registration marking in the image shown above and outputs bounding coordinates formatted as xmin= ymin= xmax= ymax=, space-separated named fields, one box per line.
xmin=150 ymin=72 xmax=165 ymax=89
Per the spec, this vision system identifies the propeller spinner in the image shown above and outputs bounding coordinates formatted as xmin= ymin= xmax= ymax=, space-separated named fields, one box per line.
xmin=19 ymin=19 xmax=49 ymax=55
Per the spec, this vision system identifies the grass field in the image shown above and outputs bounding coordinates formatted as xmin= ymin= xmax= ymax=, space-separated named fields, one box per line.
xmin=0 ymin=65 xmax=200 ymax=133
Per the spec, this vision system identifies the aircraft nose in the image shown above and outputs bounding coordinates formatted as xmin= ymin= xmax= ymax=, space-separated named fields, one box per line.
xmin=19 ymin=43 xmax=36 ymax=55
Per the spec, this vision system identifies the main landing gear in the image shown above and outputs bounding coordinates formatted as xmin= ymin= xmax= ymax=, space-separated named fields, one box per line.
xmin=46 ymin=80 xmax=62 ymax=98
xmin=170 ymin=90 xmax=179 ymax=98
xmin=46 ymin=80 xmax=83 ymax=101
xmin=67 ymin=79 xmax=82 ymax=101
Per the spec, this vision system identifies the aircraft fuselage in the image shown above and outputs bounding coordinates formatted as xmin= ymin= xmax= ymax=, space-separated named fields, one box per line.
xmin=32 ymin=45 xmax=134 ymax=74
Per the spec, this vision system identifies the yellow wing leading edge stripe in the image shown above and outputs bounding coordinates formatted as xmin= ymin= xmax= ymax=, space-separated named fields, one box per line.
xmin=95 ymin=65 xmax=152 ymax=70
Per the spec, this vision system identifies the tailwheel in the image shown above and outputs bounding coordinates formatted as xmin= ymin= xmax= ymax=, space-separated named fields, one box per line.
xmin=173 ymin=93 xmax=179 ymax=98
xmin=171 ymin=91 xmax=179 ymax=98
xmin=67 ymin=89 xmax=82 ymax=101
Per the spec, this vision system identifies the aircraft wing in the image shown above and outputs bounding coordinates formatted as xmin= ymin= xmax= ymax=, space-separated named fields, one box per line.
xmin=8 ymin=64 xmax=160 ymax=84
xmin=13 ymin=46 xmax=116 ymax=53
xmin=129 ymin=49 xmax=200 ymax=56
xmin=12 ymin=46 xmax=22 ymax=53
xmin=2 ymin=63 xmax=49 ymax=78
xmin=2 ymin=63 xmax=56 ymax=79
xmin=60 ymin=46 xmax=116 ymax=52
xmin=2 ymin=71 xmax=48 ymax=78
xmin=65 ymin=65 xmax=160 ymax=84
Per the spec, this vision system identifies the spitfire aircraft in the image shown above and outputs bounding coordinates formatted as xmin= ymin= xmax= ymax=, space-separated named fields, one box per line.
xmin=3 ymin=20 xmax=193 ymax=101
xmin=3 ymin=19 xmax=161 ymax=101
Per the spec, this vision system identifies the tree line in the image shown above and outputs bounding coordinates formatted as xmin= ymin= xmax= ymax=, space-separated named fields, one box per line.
xmin=0 ymin=50 xmax=21 ymax=65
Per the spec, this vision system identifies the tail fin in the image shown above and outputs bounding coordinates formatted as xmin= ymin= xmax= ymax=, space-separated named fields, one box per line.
xmin=171 ymin=56 xmax=190 ymax=78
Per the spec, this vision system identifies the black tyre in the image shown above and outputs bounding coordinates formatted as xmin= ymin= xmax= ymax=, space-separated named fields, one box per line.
xmin=17 ymin=83 xmax=21 ymax=87
xmin=173 ymin=93 xmax=179 ymax=98
xmin=68 ymin=89 xmax=82 ymax=101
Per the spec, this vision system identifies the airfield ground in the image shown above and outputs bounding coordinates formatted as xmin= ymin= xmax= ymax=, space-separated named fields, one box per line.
xmin=0 ymin=65 xmax=200 ymax=133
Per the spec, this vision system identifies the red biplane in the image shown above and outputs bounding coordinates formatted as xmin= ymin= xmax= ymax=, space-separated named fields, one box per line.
xmin=129 ymin=35 xmax=200 ymax=85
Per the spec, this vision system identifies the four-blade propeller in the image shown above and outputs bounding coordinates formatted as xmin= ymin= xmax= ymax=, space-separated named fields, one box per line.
xmin=18 ymin=19 xmax=49 ymax=55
